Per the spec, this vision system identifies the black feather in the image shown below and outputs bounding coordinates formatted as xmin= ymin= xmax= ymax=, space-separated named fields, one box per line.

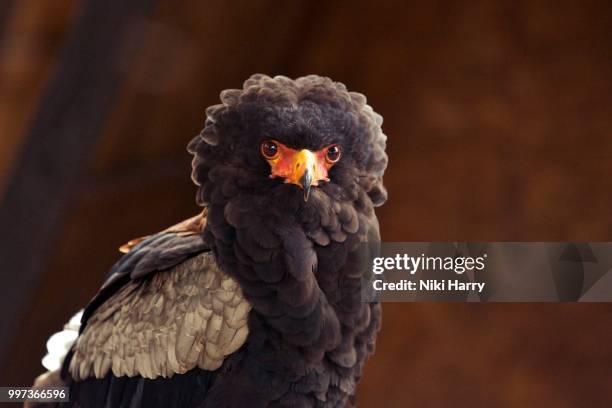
xmin=186 ymin=74 xmax=387 ymax=406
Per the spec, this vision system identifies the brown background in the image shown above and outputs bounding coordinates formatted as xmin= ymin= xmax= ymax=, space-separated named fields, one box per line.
xmin=1 ymin=0 xmax=611 ymax=406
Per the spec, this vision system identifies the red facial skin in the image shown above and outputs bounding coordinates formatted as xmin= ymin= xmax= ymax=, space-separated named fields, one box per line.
xmin=262 ymin=140 xmax=340 ymax=189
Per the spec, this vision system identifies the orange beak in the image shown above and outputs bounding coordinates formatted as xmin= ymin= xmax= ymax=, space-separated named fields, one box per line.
xmin=265 ymin=143 xmax=331 ymax=201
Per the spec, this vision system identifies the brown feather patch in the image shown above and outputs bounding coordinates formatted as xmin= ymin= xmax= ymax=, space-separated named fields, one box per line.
xmin=69 ymin=251 xmax=250 ymax=380
xmin=119 ymin=211 xmax=207 ymax=253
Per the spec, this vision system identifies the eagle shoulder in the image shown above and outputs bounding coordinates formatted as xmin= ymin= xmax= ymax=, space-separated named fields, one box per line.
xmin=69 ymin=251 xmax=251 ymax=380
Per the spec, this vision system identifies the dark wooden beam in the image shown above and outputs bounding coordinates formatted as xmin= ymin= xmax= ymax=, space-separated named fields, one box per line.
xmin=0 ymin=0 xmax=157 ymax=364
xmin=0 ymin=1 xmax=15 ymax=45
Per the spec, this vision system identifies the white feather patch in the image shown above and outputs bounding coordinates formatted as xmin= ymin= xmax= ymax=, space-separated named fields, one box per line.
xmin=41 ymin=310 xmax=83 ymax=371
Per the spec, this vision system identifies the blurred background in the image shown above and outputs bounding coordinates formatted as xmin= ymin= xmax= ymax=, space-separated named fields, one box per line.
xmin=0 ymin=0 xmax=611 ymax=406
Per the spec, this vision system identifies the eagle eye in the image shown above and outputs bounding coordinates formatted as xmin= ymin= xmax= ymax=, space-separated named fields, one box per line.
xmin=325 ymin=144 xmax=342 ymax=163
xmin=261 ymin=140 xmax=279 ymax=159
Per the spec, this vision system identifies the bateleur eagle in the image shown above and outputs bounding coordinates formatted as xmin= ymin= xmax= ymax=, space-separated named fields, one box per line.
xmin=31 ymin=74 xmax=388 ymax=408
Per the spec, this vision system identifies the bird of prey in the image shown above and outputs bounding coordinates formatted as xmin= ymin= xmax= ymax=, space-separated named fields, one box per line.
xmin=31 ymin=74 xmax=388 ymax=408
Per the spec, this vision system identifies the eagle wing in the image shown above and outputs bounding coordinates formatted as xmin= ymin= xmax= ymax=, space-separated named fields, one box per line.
xmin=69 ymin=250 xmax=250 ymax=380
xmin=35 ymin=213 xmax=251 ymax=405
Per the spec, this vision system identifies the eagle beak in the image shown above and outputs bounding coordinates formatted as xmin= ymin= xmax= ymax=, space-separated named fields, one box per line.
xmin=292 ymin=149 xmax=317 ymax=202
xmin=300 ymin=166 xmax=313 ymax=201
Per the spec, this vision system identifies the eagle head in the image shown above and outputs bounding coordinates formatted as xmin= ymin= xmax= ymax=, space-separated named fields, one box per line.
xmin=188 ymin=74 xmax=388 ymax=213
